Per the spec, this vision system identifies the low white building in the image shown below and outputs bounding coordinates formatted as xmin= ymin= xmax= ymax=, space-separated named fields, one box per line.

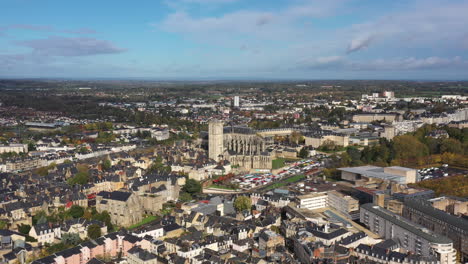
xmin=0 ymin=144 xmax=28 ymax=154
xmin=297 ymin=193 xmax=328 ymax=210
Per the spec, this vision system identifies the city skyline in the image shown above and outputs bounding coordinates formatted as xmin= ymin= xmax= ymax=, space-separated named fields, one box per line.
xmin=1 ymin=0 xmax=468 ymax=79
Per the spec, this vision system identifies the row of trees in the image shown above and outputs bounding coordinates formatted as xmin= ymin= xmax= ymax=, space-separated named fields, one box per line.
xmin=338 ymin=125 xmax=467 ymax=168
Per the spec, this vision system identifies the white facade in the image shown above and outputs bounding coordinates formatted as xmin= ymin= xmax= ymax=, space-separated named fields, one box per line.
xmin=298 ymin=193 xmax=328 ymax=210
xmin=0 ymin=144 xmax=28 ymax=154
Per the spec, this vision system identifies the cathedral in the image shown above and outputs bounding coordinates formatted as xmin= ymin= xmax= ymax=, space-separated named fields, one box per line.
xmin=208 ymin=121 xmax=272 ymax=170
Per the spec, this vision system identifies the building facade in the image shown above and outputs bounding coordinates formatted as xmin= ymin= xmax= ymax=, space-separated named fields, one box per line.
xmin=402 ymin=199 xmax=468 ymax=262
xmin=361 ymin=204 xmax=456 ymax=264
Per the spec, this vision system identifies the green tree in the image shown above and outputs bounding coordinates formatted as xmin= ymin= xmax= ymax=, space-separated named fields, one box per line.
xmin=78 ymin=146 xmax=89 ymax=154
xmin=61 ymin=233 xmax=81 ymax=245
xmin=298 ymin=147 xmax=309 ymax=159
xmin=67 ymin=171 xmax=89 ymax=185
xmin=28 ymin=142 xmax=37 ymax=151
xmin=183 ymin=179 xmax=202 ymax=194
xmin=102 ymin=159 xmax=111 ymax=170
xmin=393 ymin=135 xmax=429 ymax=162
xmin=18 ymin=224 xmax=31 ymax=234
xmin=179 ymin=192 xmax=193 ymax=202
xmin=346 ymin=146 xmax=361 ymax=165
xmin=440 ymin=138 xmax=463 ymax=154
xmin=93 ymin=211 xmax=113 ymax=231
xmin=87 ymin=224 xmax=102 ymax=239
xmin=69 ymin=205 xmax=84 ymax=219
xmin=0 ymin=220 xmax=7 ymax=229
xmin=234 ymin=196 xmax=252 ymax=212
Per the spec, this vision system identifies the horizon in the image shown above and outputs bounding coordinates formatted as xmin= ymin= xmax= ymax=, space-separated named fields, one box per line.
xmin=2 ymin=0 xmax=468 ymax=79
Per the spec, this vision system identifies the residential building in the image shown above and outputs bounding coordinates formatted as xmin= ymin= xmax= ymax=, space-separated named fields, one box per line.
xmin=0 ymin=144 xmax=28 ymax=154
xmin=29 ymin=223 xmax=61 ymax=246
xmin=361 ymin=204 xmax=457 ymax=264
xmin=96 ymin=191 xmax=143 ymax=227
xmin=403 ymin=199 xmax=468 ymax=262
xmin=258 ymin=229 xmax=284 ymax=257
xmin=327 ymin=190 xmax=359 ymax=220
xmin=127 ymin=246 xmax=158 ymax=264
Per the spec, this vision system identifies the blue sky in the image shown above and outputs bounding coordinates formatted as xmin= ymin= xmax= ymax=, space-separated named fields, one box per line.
xmin=1 ymin=0 xmax=468 ymax=79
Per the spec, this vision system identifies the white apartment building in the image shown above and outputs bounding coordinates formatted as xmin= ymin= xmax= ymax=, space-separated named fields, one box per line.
xmin=297 ymin=193 xmax=328 ymax=210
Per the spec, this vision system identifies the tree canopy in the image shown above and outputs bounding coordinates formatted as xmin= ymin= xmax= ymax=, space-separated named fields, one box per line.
xmin=234 ymin=196 xmax=252 ymax=212
xmin=69 ymin=205 xmax=84 ymax=219
xmin=183 ymin=179 xmax=202 ymax=194
xmin=87 ymin=224 xmax=102 ymax=239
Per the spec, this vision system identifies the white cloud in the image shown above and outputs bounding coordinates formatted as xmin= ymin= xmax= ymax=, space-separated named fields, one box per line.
xmin=158 ymin=0 xmax=345 ymax=43
xmin=16 ymin=36 xmax=127 ymax=57
xmin=345 ymin=0 xmax=468 ymax=53
xmin=347 ymin=34 xmax=375 ymax=53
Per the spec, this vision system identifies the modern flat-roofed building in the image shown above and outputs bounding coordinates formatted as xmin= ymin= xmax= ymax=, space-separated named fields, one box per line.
xmin=361 ymin=204 xmax=456 ymax=264
xmin=297 ymin=193 xmax=328 ymax=211
xmin=403 ymin=199 xmax=468 ymax=263
xmin=327 ymin=190 xmax=359 ymax=220
xmin=338 ymin=166 xmax=417 ymax=184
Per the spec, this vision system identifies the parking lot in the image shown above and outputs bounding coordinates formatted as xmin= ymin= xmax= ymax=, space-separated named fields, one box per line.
xmin=230 ymin=159 xmax=323 ymax=191
xmin=418 ymin=165 xmax=468 ymax=181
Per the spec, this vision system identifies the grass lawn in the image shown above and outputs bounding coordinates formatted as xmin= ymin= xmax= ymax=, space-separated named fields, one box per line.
xmin=128 ymin=215 xmax=159 ymax=230
xmin=264 ymin=174 xmax=305 ymax=190
xmin=207 ymin=184 xmax=238 ymax=190
xmin=272 ymin=158 xmax=285 ymax=169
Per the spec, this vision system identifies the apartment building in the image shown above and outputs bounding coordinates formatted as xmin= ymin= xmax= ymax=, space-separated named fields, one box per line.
xmin=327 ymin=190 xmax=359 ymax=220
xmin=297 ymin=193 xmax=328 ymax=210
xmin=361 ymin=204 xmax=456 ymax=264
xmin=403 ymin=199 xmax=468 ymax=263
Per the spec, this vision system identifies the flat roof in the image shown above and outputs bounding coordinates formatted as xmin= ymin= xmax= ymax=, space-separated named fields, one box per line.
xmin=338 ymin=166 xmax=405 ymax=182
xmin=298 ymin=193 xmax=328 ymax=199
xmin=386 ymin=166 xmax=414 ymax=171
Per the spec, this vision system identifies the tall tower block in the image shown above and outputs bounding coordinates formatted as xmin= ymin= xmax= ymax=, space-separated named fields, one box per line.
xmin=209 ymin=120 xmax=224 ymax=161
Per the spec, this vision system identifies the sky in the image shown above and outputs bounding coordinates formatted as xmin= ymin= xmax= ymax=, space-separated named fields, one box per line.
xmin=1 ymin=0 xmax=468 ymax=80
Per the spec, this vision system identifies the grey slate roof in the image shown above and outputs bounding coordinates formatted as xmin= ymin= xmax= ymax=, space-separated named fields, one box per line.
xmin=361 ymin=203 xmax=453 ymax=244
xmin=404 ymin=199 xmax=468 ymax=232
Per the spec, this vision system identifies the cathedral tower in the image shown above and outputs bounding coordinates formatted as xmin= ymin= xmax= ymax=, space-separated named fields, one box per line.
xmin=209 ymin=120 xmax=224 ymax=161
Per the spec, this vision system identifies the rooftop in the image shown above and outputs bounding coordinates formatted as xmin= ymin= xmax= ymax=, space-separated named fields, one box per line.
xmin=361 ymin=203 xmax=453 ymax=244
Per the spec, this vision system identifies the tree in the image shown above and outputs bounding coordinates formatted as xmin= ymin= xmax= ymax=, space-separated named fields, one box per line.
xmin=93 ymin=211 xmax=113 ymax=231
xmin=393 ymin=135 xmax=429 ymax=163
xmin=87 ymin=224 xmax=102 ymax=239
xmin=440 ymin=138 xmax=463 ymax=154
xmin=28 ymin=142 xmax=37 ymax=151
xmin=67 ymin=171 xmax=89 ymax=185
xmin=102 ymin=159 xmax=112 ymax=171
xmin=298 ymin=147 xmax=309 ymax=159
xmin=0 ymin=220 xmax=7 ymax=229
xmin=346 ymin=146 xmax=361 ymax=165
xmin=183 ymin=179 xmax=202 ymax=194
xmin=69 ymin=205 xmax=84 ymax=219
xmin=290 ymin=132 xmax=303 ymax=144
xmin=18 ymin=224 xmax=31 ymax=234
xmin=61 ymin=233 xmax=81 ymax=245
xmin=234 ymin=196 xmax=251 ymax=212
xmin=179 ymin=192 xmax=193 ymax=202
